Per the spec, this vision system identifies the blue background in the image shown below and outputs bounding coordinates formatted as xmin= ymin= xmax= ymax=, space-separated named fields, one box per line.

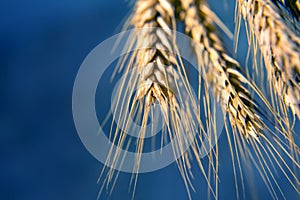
xmin=1 ymin=0 xmax=298 ymax=200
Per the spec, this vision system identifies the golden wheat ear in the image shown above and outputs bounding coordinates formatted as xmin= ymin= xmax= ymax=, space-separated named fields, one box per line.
xmin=98 ymin=0 xmax=299 ymax=199
xmin=180 ymin=0 xmax=299 ymax=199
xmin=235 ymin=0 xmax=300 ymax=177
xmin=236 ymin=0 xmax=300 ymax=120
xmin=99 ymin=0 xmax=210 ymax=199
xmin=181 ymin=0 xmax=263 ymax=139
xmin=179 ymin=0 xmax=262 ymax=198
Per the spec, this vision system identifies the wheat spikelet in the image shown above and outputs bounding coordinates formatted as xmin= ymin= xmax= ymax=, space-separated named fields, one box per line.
xmin=236 ymin=0 xmax=300 ymax=119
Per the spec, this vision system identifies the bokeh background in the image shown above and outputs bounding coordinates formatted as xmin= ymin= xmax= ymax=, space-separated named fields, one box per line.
xmin=1 ymin=0 xmax=298 ymax=200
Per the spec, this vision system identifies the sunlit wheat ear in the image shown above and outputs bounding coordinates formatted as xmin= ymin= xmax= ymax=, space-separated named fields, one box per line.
xmin=180 ymin=0 xmax=262 ymax=198
xmin=97 ymin=0 xmax=300 ymax=199
xmin=180 ymin=0 xmax=300 ymax=199
xmin=99 ymin=0 xmax=209 ymax=199
xmin=182 ymin=0 xmax=263 ymax=139
xmin=236 ymin=0 xmax=300 ymax=120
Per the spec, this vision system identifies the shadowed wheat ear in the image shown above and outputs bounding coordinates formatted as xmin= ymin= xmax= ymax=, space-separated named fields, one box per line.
xmin=236 ymin=0 xmax=300 ymax=119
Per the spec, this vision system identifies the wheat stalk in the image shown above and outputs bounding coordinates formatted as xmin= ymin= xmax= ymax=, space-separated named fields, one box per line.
xmin=236 ymin=0 xmax=300 ymax=119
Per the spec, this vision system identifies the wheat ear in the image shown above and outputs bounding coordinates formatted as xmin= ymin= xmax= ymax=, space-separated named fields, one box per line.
xmin=181 ymin=0 xmax=263 ymax=139
xmin=99 ymin=0 xmax=202 ymax=199
xmin=180 ymin=0 xmax=300 ymax=198
xmin=98 ymin=0 xmax=300 ymax=199
xmin=237 ymin=0 xmax=300 ymax=118
xmin=179 ymin=0 xmax=262 ymax=198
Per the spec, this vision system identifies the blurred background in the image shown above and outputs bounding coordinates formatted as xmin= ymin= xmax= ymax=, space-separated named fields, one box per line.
xmin=0 ymin=0 xmax=298 ymax=200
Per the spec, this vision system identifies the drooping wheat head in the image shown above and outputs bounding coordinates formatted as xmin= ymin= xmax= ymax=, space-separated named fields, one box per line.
xmin=98 ymin=0 xmax=300 ymax=199
xmin=236 ymin=0 xmax=300 ymax=120
xmin=99 ymin=0 xmax=206 ymax=199
xmin=181 ymin=0 xmax=265 ymax=138
xmin=180 ymin=0 xmax=298 ymax=198
xmin=235 ymin=1 xmax=300 ymax=189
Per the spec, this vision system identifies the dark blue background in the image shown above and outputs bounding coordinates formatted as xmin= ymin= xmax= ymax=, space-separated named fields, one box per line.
xmin=1 ymin=1 xmax=298 ymax=200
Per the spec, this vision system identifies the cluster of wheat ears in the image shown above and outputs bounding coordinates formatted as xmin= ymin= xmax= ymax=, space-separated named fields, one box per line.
xmin=98 ymin=0 xmax=300 ymax=199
